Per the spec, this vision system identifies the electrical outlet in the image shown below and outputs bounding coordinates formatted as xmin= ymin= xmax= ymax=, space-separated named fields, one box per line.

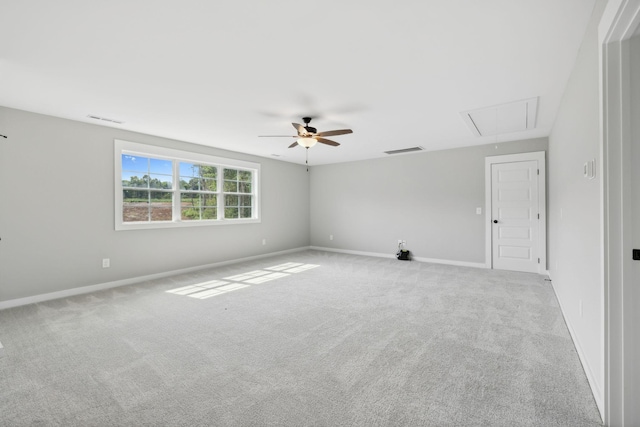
xmin=102 ymin=258 xmax=110 ymax=268
xmin=476 ymin=207 xmax=482 ymax=215
xmin=262 ymin=238 xmax=266 ymax=245
xmin=329 ymin=234 xmax=333 ymax=241
xmin=398 ymin=239 xmax=402 ymax=244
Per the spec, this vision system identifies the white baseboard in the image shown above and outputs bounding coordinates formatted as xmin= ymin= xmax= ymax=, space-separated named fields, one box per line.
xmin=0 ymin=246 xmax=310 ymax=311
xmin=309 ymin=246 xmax=487 ymax=269
xmin=549 ymin=280 xmax=604 ymax=417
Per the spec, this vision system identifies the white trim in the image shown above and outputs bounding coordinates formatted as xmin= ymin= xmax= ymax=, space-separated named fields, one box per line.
xmin=411 ymin=256 xmax=486 ymax=269
xmin=484 ymin=151 xmax=547 ymax=273
xmin=309 ymin=246 xmax=487 ymax=269
xmin=600 ymin=1 xmax=640 ymax=424
xmin=550 ymin=281 xmax=604 ymax=411
xmin=0 ymin=247 xmax=310 ymax=311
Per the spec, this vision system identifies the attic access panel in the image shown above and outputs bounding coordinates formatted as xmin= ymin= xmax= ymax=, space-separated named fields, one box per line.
xmin=460 ymin=97 xmax=538 ymax=137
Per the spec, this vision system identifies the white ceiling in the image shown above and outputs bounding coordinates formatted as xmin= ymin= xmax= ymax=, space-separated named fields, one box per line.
xmin=1 ymin=0 xmax=596 ymax=165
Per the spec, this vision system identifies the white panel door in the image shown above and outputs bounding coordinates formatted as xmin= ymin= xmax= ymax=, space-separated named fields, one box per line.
xmin=491 ymin=160 xmax=539 ymax=273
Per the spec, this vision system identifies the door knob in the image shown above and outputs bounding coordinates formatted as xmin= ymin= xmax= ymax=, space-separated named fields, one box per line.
xmin=493 ymin=220 xmax=498 ymax=223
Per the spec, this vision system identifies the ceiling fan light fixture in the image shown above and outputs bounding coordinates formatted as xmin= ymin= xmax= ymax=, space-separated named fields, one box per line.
xmin=297 ymin=137 xmax=317 ymax=148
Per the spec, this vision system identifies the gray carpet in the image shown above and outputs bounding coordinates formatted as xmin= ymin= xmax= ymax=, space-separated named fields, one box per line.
xmin=0 ymin=250 xmax=602 ymax=426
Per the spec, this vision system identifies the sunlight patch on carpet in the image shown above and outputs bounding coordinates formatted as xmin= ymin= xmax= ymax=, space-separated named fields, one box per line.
xmin=187 ymin=283 xmax=250 ymax=299
xmin=166 ymin=262 xmax=321 ymax=299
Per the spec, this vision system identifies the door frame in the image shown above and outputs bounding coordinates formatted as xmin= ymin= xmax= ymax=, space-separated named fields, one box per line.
xmin=484 ymin=151 xmax=547 ymax=273
xmin=600 ymin=0 xmax=640 ymax=424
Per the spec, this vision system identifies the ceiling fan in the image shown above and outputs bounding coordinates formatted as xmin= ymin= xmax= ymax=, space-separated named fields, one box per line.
xmin=259 ymin=117 xmax=353 ymax=149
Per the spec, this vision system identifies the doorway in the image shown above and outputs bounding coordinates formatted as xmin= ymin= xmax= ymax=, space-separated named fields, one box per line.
xmin=485 ymin=152 xmax=546 ymax=273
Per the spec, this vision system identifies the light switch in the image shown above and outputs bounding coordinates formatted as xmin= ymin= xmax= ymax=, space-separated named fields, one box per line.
xmin=476 ymin=207 xmax=482 ymax=215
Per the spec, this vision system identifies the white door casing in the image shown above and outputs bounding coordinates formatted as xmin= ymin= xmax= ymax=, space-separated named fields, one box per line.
xmin=600 ymin=0 xmax=640 ymax=423
xmin=485 ymin=152 xmax=546 ymax=274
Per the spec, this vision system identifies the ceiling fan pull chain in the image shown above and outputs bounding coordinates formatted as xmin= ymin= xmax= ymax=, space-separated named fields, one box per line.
xmin=306 ymin=147 xmax=309 ymax=172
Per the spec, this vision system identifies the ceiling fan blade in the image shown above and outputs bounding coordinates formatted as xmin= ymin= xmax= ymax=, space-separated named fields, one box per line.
xmin=258 ymin=135 xmax=297 ymax=138
xmin=316 ymin=129 xmax=353 ymax=137
xmin=288 ymin=141 xmax=299 ymax=148
xmin=316 ymin=137 xmax=340 ymax=147
xmin=292 ymin=123 xmax=306 ymax=135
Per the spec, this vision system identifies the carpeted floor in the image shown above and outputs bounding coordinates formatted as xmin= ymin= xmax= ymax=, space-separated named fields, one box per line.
xmin=0 ymin=250 xmax=602 ymax=426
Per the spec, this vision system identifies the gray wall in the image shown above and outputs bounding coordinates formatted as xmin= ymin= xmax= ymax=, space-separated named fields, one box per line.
xmin=0 ymin=107 xmax=310 ymax=302
xmin=547 ymin=0 xmax=605 ymax=408
xmin=309 ymin=138 xmax=548 ymax=264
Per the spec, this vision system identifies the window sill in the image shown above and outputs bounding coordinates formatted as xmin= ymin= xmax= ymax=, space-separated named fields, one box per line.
xmin=115 ymin=218 xmax=261 ymax=231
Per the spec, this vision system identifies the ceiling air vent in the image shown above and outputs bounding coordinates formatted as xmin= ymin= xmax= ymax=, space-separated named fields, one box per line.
xmin=460 ymin=97 xmax=538 ymax=137
xmin=87 ymin=115 xmax=124 ymax=124
xmin=384 ymin=146 xmax=424 ymax=155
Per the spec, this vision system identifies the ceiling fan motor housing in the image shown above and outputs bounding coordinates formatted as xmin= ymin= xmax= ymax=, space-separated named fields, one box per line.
xmin=302 ymin=117 xmax=316 ymax=134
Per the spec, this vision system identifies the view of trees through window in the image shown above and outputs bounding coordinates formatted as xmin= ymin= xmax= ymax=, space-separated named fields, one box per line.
xmin=121 ymin=156 xmax=173 ymax=222
xmin=121 ymin=154 xmax=254 ymax=223
xmin=180 ymin=163 xmax=217 ymax=221
xmin=223 ymin=168 xmax=253 ymax=219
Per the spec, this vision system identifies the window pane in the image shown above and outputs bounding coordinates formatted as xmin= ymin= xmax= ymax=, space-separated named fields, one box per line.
xmin=149 ymin=190 xmax=171 ymax=200
xmin=224 ymin=169 xmax=237 ymax=180
xmin=238 ymin=170 xmax=251 ymax=182
xmin=200 ymin=165 xmax=217 ymax=179
xmin=238 ymin=182 xmax=251 ymax=193
xmin=122 ymin=173 xmax=148 ymax=188
xmin=224 ymin=181 xmax=238 ymax=192
xmin=240 ymin=195 xmax=252 ymax=206
xmin=202 ymin=178 xmax=217 ymax=191
xmin=180 ymin=193 xmax=218 ymax=221
xmin=122 ymin=155 xmax=149 ymax=172
xmin=202 ymin=207 xmax=217 ymax=219
xmin=181 ymin=164 xmax=217 ymax=191
xmin=149 ymin=191 xmax=172 ymax=221
xmin=225 ymin=195 xmax=238 ymax=206
xmin=123 ymin=189 xmax=149 ymax=222
xmin=203 ymin=194 xmax=217 ymax=206
xmin=151 ymin=205 xmax=172 ymax=221
xmin=181 ymin=206 xmax=199 ymax=220
xmin=180 ymin=162 xmax=198 ymax=178
xmin=180 ymin=178 xmax=200 ymax=191
xmin=240 ymin=207 xmax=252 ymax=218
xmin=150 ymin=158 xmax=172 ymax=175
xmin=225 ymin=207 xmax=239 ymax=218
xmin=181 ymin=192 xmax=197 ymax=204
xmin=123 ymin=189 xmax=147 ymax=202
xmin=149 ymin=173 xmax=172 ymax=189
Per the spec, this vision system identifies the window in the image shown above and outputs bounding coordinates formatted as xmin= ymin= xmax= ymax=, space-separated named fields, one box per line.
xmin=115 ymin=140 xmax=260 ymax=230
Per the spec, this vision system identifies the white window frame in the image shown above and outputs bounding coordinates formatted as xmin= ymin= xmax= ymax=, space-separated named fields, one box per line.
xmin=115 ymin=139 xmax=260 ymax=231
